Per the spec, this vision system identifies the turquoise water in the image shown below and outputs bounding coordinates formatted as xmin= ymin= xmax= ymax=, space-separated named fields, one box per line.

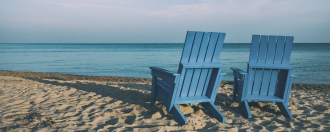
xmin=0 ymin=43 xmax=329 ymax=84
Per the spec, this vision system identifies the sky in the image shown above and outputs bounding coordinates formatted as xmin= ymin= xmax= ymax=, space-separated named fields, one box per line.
xmin=0 ymin=0 xmax=329 ymax=43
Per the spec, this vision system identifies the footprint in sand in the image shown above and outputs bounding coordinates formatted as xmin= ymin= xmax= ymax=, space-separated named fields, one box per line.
xmin=122 ymin=108 xmax=133 ymax=114
xmin=107 ymin=118 xmax=119 ymax=125
xmin=125 ymin=115 xmax=136 ymax=125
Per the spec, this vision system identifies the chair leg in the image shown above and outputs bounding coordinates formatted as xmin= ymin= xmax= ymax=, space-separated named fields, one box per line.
xmin=272 ymin=101 xmax=275 ymax=105
xmin=240 ymin=101 xmax=252 ymax=118
xmin=150 ymin=76 xmax=157 ymax=106
xmin=233 ymin=78 xmax=238 ymax=103
xmin=201 ymin=102 xmax=226 ymax=123
xmin=276 ymin=102 xmax=293 ymax=118
xmin=170 ymin=105 xmax=188 ymax=125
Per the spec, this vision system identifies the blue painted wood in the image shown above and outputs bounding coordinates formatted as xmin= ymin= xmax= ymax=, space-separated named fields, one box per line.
xmin=202 ymin=69 xmax=212 ymax=96
xmin=170 ymin=105 xmax=188 ymax=125
xmin=274 ymin=36 xmax=286 ymax=64
xmin=157 ymin=80 xmax=171 ymax=95
xmin=156 ymin=85 xmax=168 ymax=105
xmin=175 ymin=96 xmax=211 ymax=104
xmin=188 ymin=69 xmax=201 ymax=97
xmin=276 ymin=70 xmax=289 ymax=98
xmin=249 ymin=35 xmax=261 ymax=63
xmin=247 ymin=95 xmax=283 ymax=102
xmin=211 ymin=72 xmax=226 ymax=103
xmin=241 ymin=74 xmax=248 ymax=102
xmin=257 ymin=35 xmax=269 ymax=63
xmin=204 ymin=32 xmax=219 ymax=62
xmin=189 ymin=32 xmax=204 ymax=62
xmin=248 ymin=63 xmax=292 ymax=69
xmin=197 ymin=32 xmax=212 ymax=62
xmin=150 ymin=31 xmax=226 ymax=125
xmin=180 ymin=69 xmax=194 ymax=97
xmin=181 ymin=62 xmax=223 ymax=68
xmin=169 ymin=68 xmax=187 ymax=112
xmin=233 ymin=77 xmax=238 ymax=102
xmin=276 ymin=102 xmax=293 ymax=118
xmin=260 ymin=69 xmax=271 ymax=95
xmin=252 ymin=69 xmax=263 ymax=95
xmin=284 ymin=74 xmax=297 ymax=103
xmin=246 ymin=68 xmax=256 ymax=95
xmin=268 ymin=70 xmax=279 ymax=96
xmin=206 ymin=68 xmax=219 ymax=97
xmin=212 ymin=33 xmax=226 ymax=62
xmin=242 ymin=101 xmax=252 ymax=118
xmin=231 ymin=68 xmax=247 ymax=103
xmin=178 ymin=31 xmax=196 ymax=73
xmin=232 ymin=34 xmax=296 ymax=119
xmin=201 ymin=102 xmax=226 ymax=123
xmin=281 ymin=70 xmax=292 ymax=101
xmin=282 ymin=36 xmax=294 ymax=64
xmin=232 ymin=67 xmax=247 ymax=79
xmin=180 ymin=31 xmax=196 ymax=63
xmin=266 ymin=36 xmax=277 ymax=64
xmin=195 ymin=69 xmax=209 ymax=96
xmin=151 ymin=76 xmax=157 ymax=105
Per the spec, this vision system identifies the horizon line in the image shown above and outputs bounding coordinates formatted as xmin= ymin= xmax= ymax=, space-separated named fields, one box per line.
xmin=1 ymin=42 xmax=329 ymax=44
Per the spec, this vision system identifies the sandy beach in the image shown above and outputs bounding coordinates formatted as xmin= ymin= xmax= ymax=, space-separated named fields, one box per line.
xmin=0 ymin=71 xmax=329 ymax=131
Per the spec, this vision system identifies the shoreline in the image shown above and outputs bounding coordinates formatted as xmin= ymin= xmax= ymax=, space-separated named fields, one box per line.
xmin=1 ymin=70 xmax=329 ymax=92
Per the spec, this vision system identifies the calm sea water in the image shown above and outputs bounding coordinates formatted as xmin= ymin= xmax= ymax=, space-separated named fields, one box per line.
xmin=0 ymin=43 xmax=329 ymax=84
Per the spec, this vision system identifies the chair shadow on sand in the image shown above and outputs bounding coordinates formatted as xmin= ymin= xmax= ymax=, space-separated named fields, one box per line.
xmin=22 ymin=78 xmax=293 ymax=131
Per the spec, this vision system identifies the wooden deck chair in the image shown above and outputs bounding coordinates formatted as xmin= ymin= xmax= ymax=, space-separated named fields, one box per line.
xmin=149 ymin=31 xmax=227 ymax=125
xmin=232 ymin=35 xmax=297 ymax=118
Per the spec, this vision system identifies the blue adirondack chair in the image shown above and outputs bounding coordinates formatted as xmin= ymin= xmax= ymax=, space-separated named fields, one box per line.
xmin=149 ymin=31 xmax=226 ymax=125
xmin=232 ymin=35 xmax=297 ymax=118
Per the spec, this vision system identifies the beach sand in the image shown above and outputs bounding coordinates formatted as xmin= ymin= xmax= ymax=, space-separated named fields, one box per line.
xmin=0 ymin=71 xmax=329 ymax=131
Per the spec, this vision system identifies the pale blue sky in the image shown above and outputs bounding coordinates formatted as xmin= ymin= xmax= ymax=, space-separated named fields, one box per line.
xmin=1 ymin=0 xmax=329 ymax=43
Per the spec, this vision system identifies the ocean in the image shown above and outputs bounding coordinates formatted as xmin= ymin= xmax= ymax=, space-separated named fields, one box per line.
xmin=0 ymin=43 xmax=329 ymax=84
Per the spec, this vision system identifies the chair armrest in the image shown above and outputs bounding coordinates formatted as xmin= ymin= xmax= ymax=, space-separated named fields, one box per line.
xmin=150 ymin=67 xmax=180 ymax=82
xmin=248 ymin=63 xmax=292 ymax=69
xmin=180 ymin=62 xmax=223 ymax=69
xmin=231 ymin=67 xmax=247 ymax=80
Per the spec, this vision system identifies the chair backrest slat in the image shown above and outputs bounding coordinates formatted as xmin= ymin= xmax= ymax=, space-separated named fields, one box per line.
xmin=180 ymin=69 xmax=193 ymax=97
xmin=267 ymin=70 xmax=279 ymax=96
xmin=265 ymin=36 xmax=277 ymax=64
xmin=180 ymin=31 xmax=196 ymax=63
xmin=188 ymin=69 xmax=202 ymax=97
xmin=189 ymin=32 xmax=204 ymax=62
xmin=257 ymin=35 xmax=269 ymax=63
xmin=195 ymin=69 xmax=210 ymax=96
xmin=260 ymin=69 xmax=272 ymax=95
xmin=273 ymin=36 xmax=286 ymax=64
xmin=249 ymin=35 xmax=261 ymax=63
xmin=251 ymin=70 xmax=263 ymax=95
xmin=282 ymin=36 xmax=294 ymax=64
xmin=196 ymin=33 xmax=211 ymax=62
xmin=212 ymin=33 xmax=226 ymax=62
xmin=204 ymin=32 xmax=219 ymax=62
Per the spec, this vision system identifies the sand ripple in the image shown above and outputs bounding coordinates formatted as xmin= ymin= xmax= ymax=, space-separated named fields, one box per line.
xmin=0 ymin=76 xmax=329 ymax=131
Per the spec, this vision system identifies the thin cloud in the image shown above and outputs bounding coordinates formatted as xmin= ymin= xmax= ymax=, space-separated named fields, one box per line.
xmin=1 ymin=0 xmax=329 ymax=43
